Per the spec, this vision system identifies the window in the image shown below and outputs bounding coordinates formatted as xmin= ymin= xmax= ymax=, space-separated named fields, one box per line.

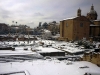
xmin=66 ymin=23 xmax=68 ymax=26
xmin=80 ymin=23 xmax=83 ymax=27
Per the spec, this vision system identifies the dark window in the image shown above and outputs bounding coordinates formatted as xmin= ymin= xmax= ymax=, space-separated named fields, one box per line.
xmin=80 ymin=23 xmax=83 ymax=27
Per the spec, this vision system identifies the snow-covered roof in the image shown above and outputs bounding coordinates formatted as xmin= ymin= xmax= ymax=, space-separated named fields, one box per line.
xmin=90 ymin=24 xmax=100 ymax=26
xmin=52 ymin=34 xmax=60 ymax=38
xmin=60 ymin=16 xmax=78 ymax=21
xmin=34 ymin=46 xmax=64 ymax=53
xmin=93 ymin=19 xmax=100 ymax=21
xmin=64 ymin=16 xmax=78 ymax=20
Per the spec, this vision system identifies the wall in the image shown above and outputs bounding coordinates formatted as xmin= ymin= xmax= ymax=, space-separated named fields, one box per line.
xmin=83 ymin=52 xmax=100 ymax=66
xmin=63 ymin=19 xmax=73 ymax=41
xmin=59 ymin=16 xmax=90 ymax=41
xmin=73 ymin=19 xmax=90 ymax=40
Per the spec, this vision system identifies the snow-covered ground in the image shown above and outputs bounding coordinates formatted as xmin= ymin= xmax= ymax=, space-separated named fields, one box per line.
xmin=0 ymin=50 xmax=36 ymax=56
xmin=52 ymin=41 xmax=92 ymax=54
xmin=0 ymin=40 xmax=96 ymax=55
xmin=0 ymin=59 xmax=100 ymax=75
xmin=0 ymin=40 xmax=100 ymax=75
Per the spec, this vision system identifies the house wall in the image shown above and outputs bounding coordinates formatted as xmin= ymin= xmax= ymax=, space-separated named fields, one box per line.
xmin=59 ymin=19 xmax=73 ymax=41
xmin=90 ymin=26 xmax=100 ymax=37
xmin=90 ymin=20 xmax=100 ymax=37
xmin=73 ymin=20 xmax=90 ymax=40
xmin=59 ymin=16 xmax=90 ymax=41
xmin=63 ymin=19 xmax=73 ymax=41
xmin=93 ymin=21 xmax=100 ymax=25
xmin=60 ymin=21 xmax=63 ymax=37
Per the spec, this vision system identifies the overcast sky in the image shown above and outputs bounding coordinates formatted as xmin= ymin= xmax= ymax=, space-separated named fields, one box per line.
xmin=0 ymin=0 xmax=100 ymax=28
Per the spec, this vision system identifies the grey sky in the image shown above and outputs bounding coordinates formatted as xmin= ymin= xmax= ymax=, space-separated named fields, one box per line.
xmin=0 ymin=0 xmax=100 ymax=28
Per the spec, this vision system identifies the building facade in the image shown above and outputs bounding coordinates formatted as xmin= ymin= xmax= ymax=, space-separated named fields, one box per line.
xmin=0 ymin=23 xmax=9 ymax=34
xmin=59 ymin=5 xmax=100 ymax=41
